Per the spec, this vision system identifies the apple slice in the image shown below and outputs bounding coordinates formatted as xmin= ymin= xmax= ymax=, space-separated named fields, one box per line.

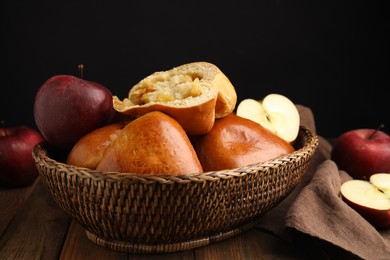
xmin=340 ymin=173 xmax=390 ymax=229
xmin=236 ymin=93 xmax=300 ymax=143
xmin=370 ymin=173 xmax=390 ymax=194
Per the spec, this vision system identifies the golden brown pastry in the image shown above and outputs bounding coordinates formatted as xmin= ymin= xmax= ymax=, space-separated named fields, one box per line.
xmin=96 ymin=111 xmax=203 ymax=175
xmin=112 ymin=62 xmax=237 ymax=135
xmin=194 ymin=113 xmax=295 ymax=171
xmin=66 ymin=121 xmax=128 ymax=169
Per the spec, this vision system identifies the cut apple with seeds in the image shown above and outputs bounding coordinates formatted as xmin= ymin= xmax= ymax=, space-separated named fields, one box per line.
xmin=370 ymin=173 xmax=390 ymax=194
xmin=340 ymin=173 xmax=390 ymax=229
xmin=236 ymin=93 xmax=300 ymax=143
xmin=341 ymin=180 xmax=390 ymax=210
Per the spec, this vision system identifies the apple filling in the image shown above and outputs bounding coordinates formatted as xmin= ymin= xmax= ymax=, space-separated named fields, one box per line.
xmin=130 ymin=71 xmax=204 ymax=105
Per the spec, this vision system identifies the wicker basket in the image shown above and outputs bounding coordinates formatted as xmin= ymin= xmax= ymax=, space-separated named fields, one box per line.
xmin=33 ymin=126 xmax=318 ymax=254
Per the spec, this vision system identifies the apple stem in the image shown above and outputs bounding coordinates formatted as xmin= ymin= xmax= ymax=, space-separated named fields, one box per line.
xmin=368 ymin=124 xmax=384 ymax=140
xmin=78 ymin=64 xmax=84 ymax=79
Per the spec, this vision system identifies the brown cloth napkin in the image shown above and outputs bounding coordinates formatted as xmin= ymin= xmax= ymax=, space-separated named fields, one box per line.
xmin=257 ymin=105 xmax=390 ymax=260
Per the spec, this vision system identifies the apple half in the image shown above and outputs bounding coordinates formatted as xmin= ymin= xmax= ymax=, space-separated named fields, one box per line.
xmin=236 ymin=93 xmax=300 ymax=143
xmin=340 ymin=173 xmax=390 ymax=229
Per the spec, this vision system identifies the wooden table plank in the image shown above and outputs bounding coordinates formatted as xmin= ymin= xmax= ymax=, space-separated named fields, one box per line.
xmin=60 ymin=220 xmax=128 ymax=260
xmin=0 ymin=180 xmax=35 ymax=237
xmin=127 ymin=251 xmax=195 ymax=260
xmin=59 ymin=216 xmax=305 ymax=259
xmin=0 ymin=178 xmax=71 ymax=260
xmin=194 ymin=227 xmax=304 ymax=259
xmin=60 ymin=220 xmax=195 ymax=260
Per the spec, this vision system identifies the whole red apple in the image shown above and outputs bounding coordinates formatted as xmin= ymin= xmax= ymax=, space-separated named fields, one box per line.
xmin=331 ymin=128 xmax=390 ymax=180
xmin=0 ymin=125 xmax=43 ymax=187
xmin=34 ymin=75 xmax=114 ymax=150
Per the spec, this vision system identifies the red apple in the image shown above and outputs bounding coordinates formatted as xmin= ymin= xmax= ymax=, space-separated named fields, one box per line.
xmin=0 ymin=124 xmax=43 ymax=187
xmin=34 ymin=75 xmax=114 ymax=150
xmin=340 ymin=173 xmax=390 ymax=229
xmin=331 ymin=128 xmax=390 ymax=180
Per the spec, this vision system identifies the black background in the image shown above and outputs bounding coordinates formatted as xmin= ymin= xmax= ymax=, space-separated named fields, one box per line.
xmin=1 ymin=0 xmax=388 ymax=138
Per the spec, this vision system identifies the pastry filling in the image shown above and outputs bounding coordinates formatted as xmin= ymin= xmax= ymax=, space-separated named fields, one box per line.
xmin=131 ymin=71 xmax=204 ymax=105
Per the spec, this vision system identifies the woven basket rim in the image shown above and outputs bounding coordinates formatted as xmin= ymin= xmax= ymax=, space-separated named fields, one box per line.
xmin=33 ymin=125 xmax=319 ymax=184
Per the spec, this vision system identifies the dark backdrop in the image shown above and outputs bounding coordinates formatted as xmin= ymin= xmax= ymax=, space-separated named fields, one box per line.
xmin=1 ymin=0 xmax=388 ymax=138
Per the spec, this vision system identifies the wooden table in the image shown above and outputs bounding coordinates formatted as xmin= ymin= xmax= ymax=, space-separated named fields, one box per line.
xmin=0 ymin=177 xmax=357 ymax=259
